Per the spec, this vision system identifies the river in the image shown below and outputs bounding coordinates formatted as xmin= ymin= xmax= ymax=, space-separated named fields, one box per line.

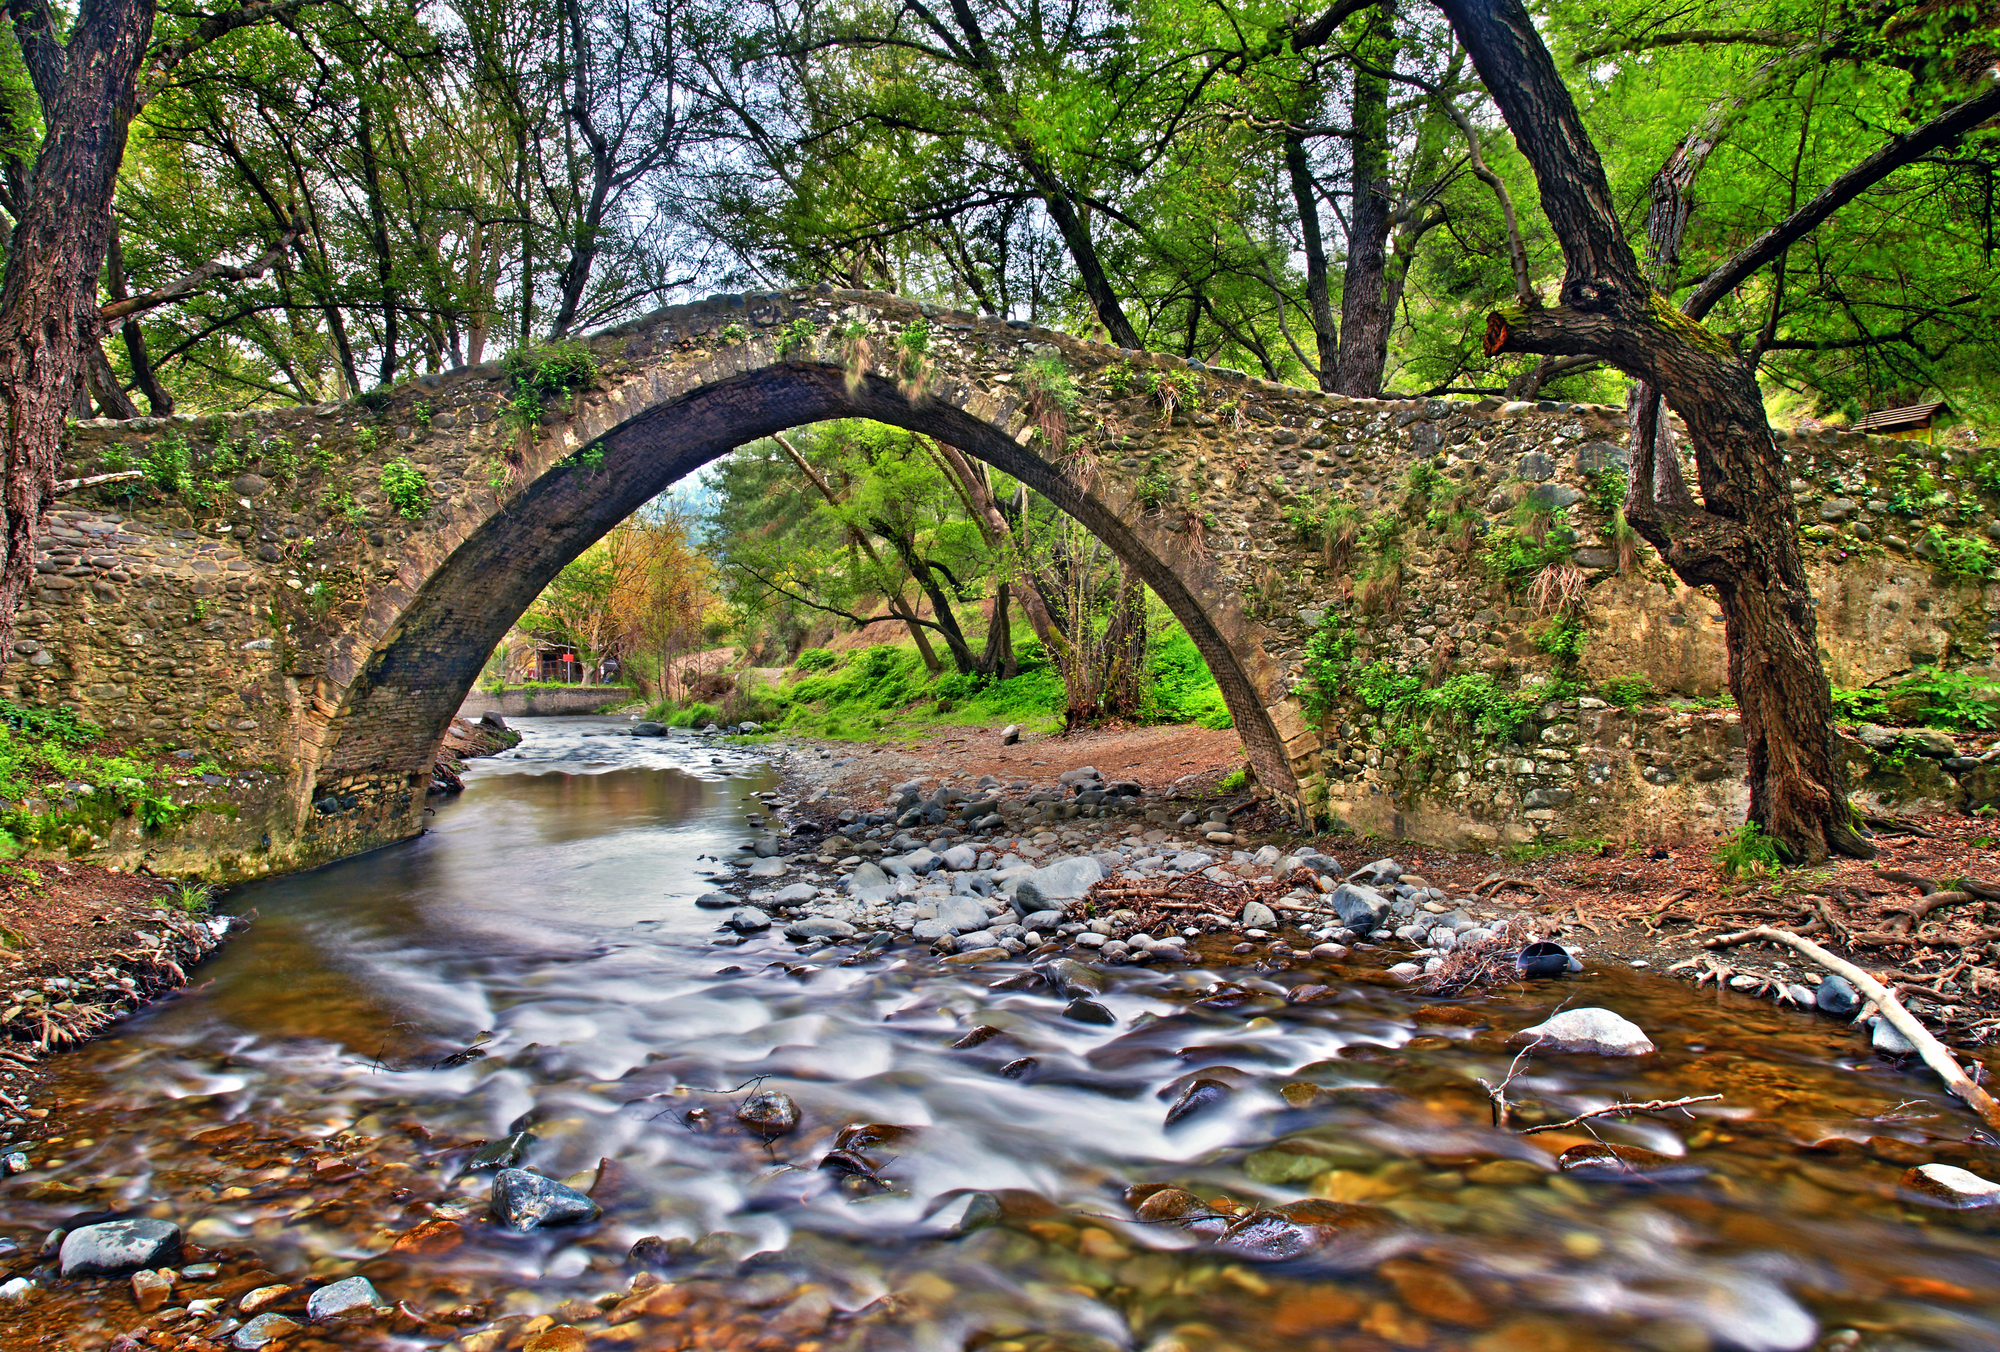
xmin=15 ymin=717 xmax=2000 ymax=1350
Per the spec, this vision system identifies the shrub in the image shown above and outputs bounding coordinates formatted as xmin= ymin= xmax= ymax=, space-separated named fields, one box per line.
xmin=1599 ymin=675 xmax=1653 ymax=708
xmin=380 ymin=459 xmax=431 ymax=519
xmin=504 ymin=340 xmax=599 ymax=401
xmin=1716 ymin=822 xmax=1785 ymax=878
xmin=1586 ymin=467 xmax=1628 ymax=517
xmin=1922 ymin=528 xmax=1996 ymax=583
xmin=1831 ymin=668 xmax=2000 ymax=730
xmin=1302 ymin=614 xmax=1355 ymax=718
xmin=792 ymin=647 xmax=837 ymax=672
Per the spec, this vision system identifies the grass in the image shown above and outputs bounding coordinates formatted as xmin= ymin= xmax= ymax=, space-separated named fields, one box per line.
xmin=646 ymin=619 xmax=1235 ymax=739
xmin=1716 ymin=822 xmax=1786 ymax=878
xmin=1501 ymin=836 xmax=1607 ymax=863
xmin=0 ymin=700 xmax=220 ymax=860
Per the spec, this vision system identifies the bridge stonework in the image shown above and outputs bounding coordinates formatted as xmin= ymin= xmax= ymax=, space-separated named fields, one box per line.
xmin=19 ymin=287 xmax=1997 ymax=879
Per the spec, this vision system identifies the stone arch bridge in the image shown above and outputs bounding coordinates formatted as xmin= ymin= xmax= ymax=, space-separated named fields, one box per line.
xmin=29 ymin=284 xmax=1900 ymax=879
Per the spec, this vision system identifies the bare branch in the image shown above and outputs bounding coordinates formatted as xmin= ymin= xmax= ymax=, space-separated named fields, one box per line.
xmin=98 ymin=229 xmax=298 ymax=326
xmin=1519 ymin=1094 xmax=1722 ymax=1134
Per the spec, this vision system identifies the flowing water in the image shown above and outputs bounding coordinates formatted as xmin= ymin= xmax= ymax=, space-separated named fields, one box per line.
xmin=16 ymin=717 xmax=2000 ymax=1351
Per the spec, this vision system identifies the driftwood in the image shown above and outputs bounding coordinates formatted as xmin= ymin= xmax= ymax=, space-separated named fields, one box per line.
xmin=1708 ymin=925 xmax=2000 ymax=1131
xmin=1519 ymin=1094 xmax=1722 ymax=1135
xmin=54 ymin=469 xmax=143 ymax=494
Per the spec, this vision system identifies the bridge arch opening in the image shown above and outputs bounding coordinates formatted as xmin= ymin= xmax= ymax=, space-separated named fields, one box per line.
xmin=310 ymin=359 xmax=1301 ymax=841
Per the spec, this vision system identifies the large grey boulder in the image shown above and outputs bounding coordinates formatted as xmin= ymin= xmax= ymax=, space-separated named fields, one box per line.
xmin=630 ymin=721 xmax=668 ymax=737
xmin=936 ymin=895 xmax=989 ymax=933
xmin=491 ymin=1169 xmax=601 ymax=1232
xmin=1024 ymin=856 xmax=1104 ymax=900
xmin=1510 ymin=1007 xmax=1655 ymax=1056
xmin=1328 ymin=883 xmax=1391 ymax=930
xmin=723 ymin=908 xmax=771 ymax=933
xmin=59 ymin=1219 xmax=182 ymax=1277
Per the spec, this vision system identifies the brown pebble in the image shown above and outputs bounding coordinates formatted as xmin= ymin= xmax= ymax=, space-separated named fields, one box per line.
xmin=388 ymin=1218 xmax=464 ymax=1256
xmin=523 ymin=1326 xmax=588 ymax=1352
xmin=1378 ymin=1258 xmax=1492 ymax=1327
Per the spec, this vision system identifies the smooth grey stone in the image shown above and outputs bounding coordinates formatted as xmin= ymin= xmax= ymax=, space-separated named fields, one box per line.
xmin=744 ymin=857 xmax=787 ymax=878
xmin=630 ymin=721 xmax=668 ymax=737
xmin=1328 ymin=883 xmax=1392 ymax=930
xmin=232 ymin=1314 xmax=301 ymax=1348
xmin=936 ymin=895 xmax=988 ymax=932
xmin=695 ymin=891 xmax=739 ymax=909
xmin=723 ymin=908 xmax=771 ymax=932
xmin=307 ymin=1277 xmax=387 ymax=1321
xmin=58 ymin=1219 xmax=182 ymax=1277
xmin=785 ymin=917 xmax=856 ymax=940
xmin=772 ymin=883 xmax=817 ymax=904
xmin=1169 ymin=852 xmax=1214 ymax=873
xmin=1510 ymin=1007 xmax=1654 ymax=1056
xmin=1240 ymin=901 xmax=1278 ymax=929
xmin=1870 ymin=1016 xmax=1916 ymax=1055
xmin=1816 ymin=974 xmax=1861 ymax=1015
xmin=942 ymin=844 xmax=978 ymax=870
xmin=1023 ymin=855 xmax=1105 ymax=899
xmin=1020 ymin=909 xmax=1065 ymax=930
xmin=1000 ymin=724 xmax=1022 ymax=744
xmin=491 ymin=1169 xmax=601 ymax=1232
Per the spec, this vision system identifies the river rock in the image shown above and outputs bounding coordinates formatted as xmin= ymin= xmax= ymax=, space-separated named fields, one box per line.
xmin=1348 ymin=858 xmax=1403 ymax=885
xmin=904 ymin=848 xmax=941 ymax=874
xmin=736 ymin=1089 xmax=802 ymax=1138
xmin=467 ymin=1131 xmax=534 ymax=1171
xmin=58 ymin=1218 xmax=182 ymax=1277
xmin=630 ymin=721 xmax=668 ymax=737
xmin=1062 ymin=997 xmax=1117 ymax=1025
xmin=1869 ymin=1015 xmax=1916 ymax=1054
xmin=936 ymin=895 xmax=989 ymax=932
xmin=723 ymin=908 xmax=771 ymax=933
xmin=772 ymin=883 xmax=817 ymax=904
xmin=232 ymin=1314 xmax=302 ymax=1349
xmin=941 ymin=843 xmax=978 ymax=870
xmin=785 ymin=917 xmax=856 ymax=940
xmin=746 ymin=857 xmax=788 ymax=879
xmin=1816 ymin=974 xmax=1862 ymax=1015
xmin=492 ymin=1169 xmax=601 ymax=1231
xmin=1000 ymin=724 xmax=1022 ymax=745
xmin=1511 ymin=1007 xmax=1655 ymax=1055
xmin=1040 ymin=958 xmax=1106 ymax=996
xmin=1164 ymin=1077 xmax=1233 ymax=1126
xmin=1514 ymin=941 xmax=1572 ymax=978
xmin=1020 ymin=909 xmax=1064 ymax=931
xmin=1901 ymin=1162 xmax=2000 ymax=1207
xmin=694 ymin=891 xmax=738 ymax=909
xmin=1025 ymin=856 xmax=1105 ymax=899
xmin=1328 ymin=883 xmax=1391 ymax=930
xmin=307 ymin=1277 xmax=388 ymax=1321
xmin=845 ymin=861 xmax=892 ymax=894
xmin=1557 ymin=1141 xmax=1707 ymax=1182
xmin=1241 ymin=901 xmax=1278 ymax=929
xmin=1169 ymin=851 xmax=1214 ymax=873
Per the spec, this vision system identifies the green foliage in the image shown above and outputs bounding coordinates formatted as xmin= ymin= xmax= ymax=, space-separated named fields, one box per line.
xmin=1502 ymin=836 xmax=1608 ymax=863
xmin=1401 ymin=461 xmax=1443 ymax=513
xmin=1484 ymin=505 xmax=1572 ymax=584
xmin=1349 ymin=659 xmax=1566 ymax=747
xmin=778 ymin=317 xmax=817 ymax=358
xmin=563 ymin=443 xmax=606 ymax=472
xmin=412 ymin=400 xmax=434 ymax=431
xmin=354 ymin=426 xmax=380 ymax=454
xmin=1019 ymin=353 xmax=1079 ymax=411
xmin=718 ymin=323 xmax=747 ymax=344
xmin=1147 ymin=367 xmax=1198 ymax=421
xmin=792 ymin=646 xmax=838 ymax=672
xmin=1145 ymin=624 xmax=1232 ymax=728
xmin=1599 ymin=674 xmax=1654 ymax=708
xmin=1716 ymin=822 xmax=1785 ymax=879
xmin=321 ymin=488 xmax=365 ymax=523
xmin=164 ymin=881 xmax=214 ymax=913
xmin=1219 ymin=767 xmax=1249 ymax=792
xmin=1301 ymin=613 xmax=1355 ymax=717
xmin=380 ymin=458 xmax=431 ymax=519
xmin=1921 ymin=527 xmax=1996 ymax=583
xmin=140 ymin=436 xmax=225 ymax=509
xmin=1586 ymin=468 xmax=1628 ymax=517
xmin=505 ymin=340 xmax=599 ymax=401
xmin=1832 ymin=668 xmax=2000 ymax=731
xmin=1535 ymin=613 xmax=1588 ymax=664
xmin=896 ymin=318 xmax=931 ymax=378
xmin=1136 ymin=454 xmax=1176 ymax=509
xmin=0 ymin=699 xmax=210 ymax=846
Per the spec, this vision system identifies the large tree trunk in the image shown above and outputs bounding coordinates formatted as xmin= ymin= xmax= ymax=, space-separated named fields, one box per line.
xmin=1331 ymin=0 xmax=1399 ymax=396
xmin=1284 ymin=131 xmax=1338 ymax=390
xmin=0 ymin=0 xmax=155 ymax=664
xmin=1435 ymin=0 xmax=1874 ymax=863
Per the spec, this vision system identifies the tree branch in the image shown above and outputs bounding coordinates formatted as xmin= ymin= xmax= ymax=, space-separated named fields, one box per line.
xmin=1573 ymin=28 xmax=1798 ymax=63
xmin=140 ymin=0 xmax=313 ymax=108
xmin=1685 ymin=74 xmax=2000 ymax=321
xmin=1707 ymin=925 xmax=2000 ymax=1130
xmin=98 ymin=229 xmax=298 ymax=325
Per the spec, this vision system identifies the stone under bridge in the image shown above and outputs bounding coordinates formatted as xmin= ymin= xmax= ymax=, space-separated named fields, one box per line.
xmin=24 ymin=285 xmax=1974 ymax=878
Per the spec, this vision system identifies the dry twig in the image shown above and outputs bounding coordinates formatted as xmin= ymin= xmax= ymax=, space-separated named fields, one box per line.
xmin=1518 ymin=1094 xmax=1722 ymax=1135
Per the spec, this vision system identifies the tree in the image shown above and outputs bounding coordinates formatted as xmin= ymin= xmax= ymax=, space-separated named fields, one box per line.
xmin=0 ymin=0 xmax=306 ymax=662
xmin=1430 ymin=0 xmax=2000 ymax=861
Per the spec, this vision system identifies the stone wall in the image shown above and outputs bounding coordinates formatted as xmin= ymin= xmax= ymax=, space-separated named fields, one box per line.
xmin=455 ymin=686 xmax=633 ymax=719
xmin=15 ymin=285 xmax=1999 ymax=877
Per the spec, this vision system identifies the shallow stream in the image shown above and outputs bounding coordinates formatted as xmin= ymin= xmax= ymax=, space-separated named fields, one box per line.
xmin=17 ymin=717 xmax=2000 ymax=1350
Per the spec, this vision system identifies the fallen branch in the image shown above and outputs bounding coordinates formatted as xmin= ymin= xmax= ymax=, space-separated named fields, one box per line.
xmin=55 ymin=469 xmax=144 ymax=494
xmin=1708 ymin=925 xmax=2000 ymax=1130
xmin=1519 ymin=1094 xmax=1723 ymax=1135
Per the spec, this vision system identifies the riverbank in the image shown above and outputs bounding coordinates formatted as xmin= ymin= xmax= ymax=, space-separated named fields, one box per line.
xmin=8 ymin=715 xmax=2000 ymax=1351
xmin=742 ymin=720 xmax=2000 ymax=1044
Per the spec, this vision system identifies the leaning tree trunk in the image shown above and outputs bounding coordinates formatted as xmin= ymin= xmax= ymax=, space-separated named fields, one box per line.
xmin=0 ymin=0 xmax=155 ymax=664
xmin=1330 ymin=0 xmax=1401 ymax=396
xmin=1437 ymin=0 xmax=1875 ymax=863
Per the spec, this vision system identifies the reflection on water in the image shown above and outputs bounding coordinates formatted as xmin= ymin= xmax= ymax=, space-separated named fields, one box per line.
xmin=19 ymin=717 xmax=2000 ymax=1350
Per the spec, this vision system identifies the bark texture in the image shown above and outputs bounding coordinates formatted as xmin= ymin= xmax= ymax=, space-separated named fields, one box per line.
xmin=0 ymin=0 xmax=156 ymax=664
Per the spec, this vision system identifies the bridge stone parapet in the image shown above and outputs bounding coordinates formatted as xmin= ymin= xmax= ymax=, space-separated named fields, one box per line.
xmin=13 ymin=286 xmax=1994 ymax=876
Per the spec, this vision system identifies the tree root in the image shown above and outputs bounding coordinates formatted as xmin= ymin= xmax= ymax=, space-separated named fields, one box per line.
xmin=1707 ymin=925 xmax=2000 ymax=1131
